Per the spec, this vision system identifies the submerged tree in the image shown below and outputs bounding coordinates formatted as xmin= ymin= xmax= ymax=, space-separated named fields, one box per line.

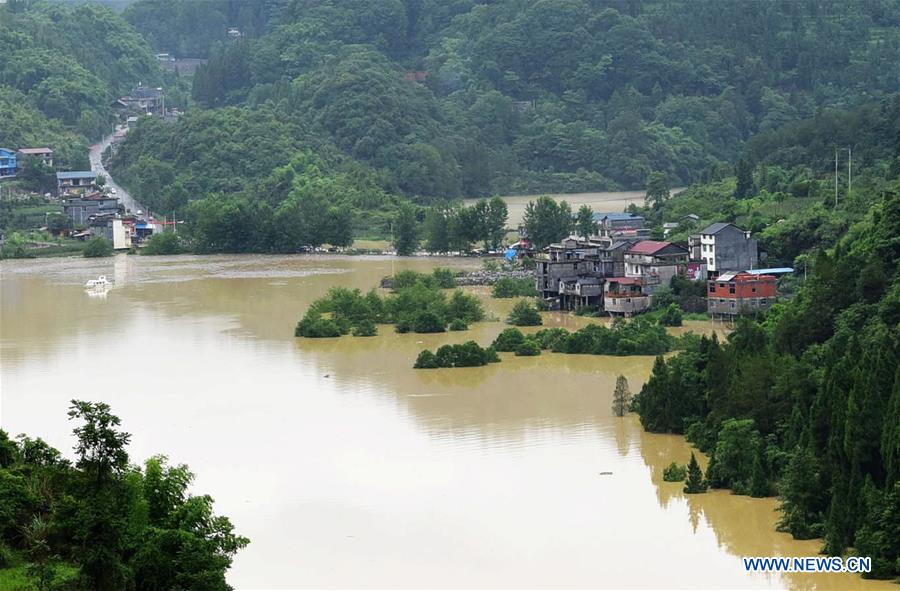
xmin=611 ymin=375 xmax=632 ymax=417
xmin=684 ymin=452 xmax=707 ymax=494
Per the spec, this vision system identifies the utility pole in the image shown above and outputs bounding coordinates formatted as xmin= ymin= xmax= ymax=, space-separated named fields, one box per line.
xmin=847 ymin=147 xmax=852 ymax=200
xmin=834 ymin=149 xmax=839 ymax=207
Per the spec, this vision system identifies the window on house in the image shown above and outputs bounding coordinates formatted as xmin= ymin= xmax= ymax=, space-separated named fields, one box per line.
xmin=751 ymin=287 xmax=756 ymax=293
xmin=709 ymin=283 xmax=716 ymax=293
xmin=730 ymin=301 xmax=735 ymax=308
xmin=719 ymin=299 xmax=725 ymax=304
xmin=729 ymin=285 xmax=735 ymax=294
xmin=761 ymin=298 xmax=767 ymax=304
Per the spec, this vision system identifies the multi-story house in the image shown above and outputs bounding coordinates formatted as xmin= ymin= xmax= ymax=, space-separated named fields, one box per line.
xmin=624 ymin=240 xmax=689 ymax=292
xmin=63 ymin=192 xmax=121 ymax=225
xmin=593 ymin=212 xmax=650 ymax=240
xmin=690 ymin=223 xmax=758 ymax=278
xmin=604 ymin=277 xmax=651 ymax=315
xmin=119 ymin=85 xmax=165 ymax=115
xmin=89 ymin=216 xmax=132 ymax=250
xmin=57 ymin=171 xmax=97 ymax=196
xmin=707 ymin=272 xmax=776 ymax=316
xmin=18 ymin=148 xmax=54 ymax=167
xmin=0 ymin=148 xmax=17 ymax=177
xmin=535 ymin=236 xmax=635 ymax=310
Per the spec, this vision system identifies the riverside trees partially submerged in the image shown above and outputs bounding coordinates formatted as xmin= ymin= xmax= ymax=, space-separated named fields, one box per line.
xmin=295 ymin=269 xmax=485 ymax=338
xmin=414 ymin=319 xmax=690 ymax=369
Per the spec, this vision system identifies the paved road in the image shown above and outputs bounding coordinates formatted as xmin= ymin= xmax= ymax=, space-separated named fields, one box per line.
xmin=89 ymin=128 xmax=147 ymax=215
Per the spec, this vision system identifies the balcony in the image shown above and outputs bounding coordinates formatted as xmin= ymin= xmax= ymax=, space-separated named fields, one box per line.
xmin=604 ymin=294 xmax=651 ymax=314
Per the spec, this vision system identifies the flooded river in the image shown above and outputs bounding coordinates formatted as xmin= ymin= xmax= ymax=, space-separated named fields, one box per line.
xmin=1 ymin=255 xmax=893 ymax=590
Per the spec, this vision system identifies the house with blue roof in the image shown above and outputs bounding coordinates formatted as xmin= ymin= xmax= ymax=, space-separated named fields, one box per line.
xmin=57 ymin=171 xmax=97 ymax=196
xmin=0 ymin=148 xmax=17 ymax=178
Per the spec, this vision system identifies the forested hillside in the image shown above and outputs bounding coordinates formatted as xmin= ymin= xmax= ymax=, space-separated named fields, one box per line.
xmin=0 ymin=0 xmax=164 ymax=167
xmin=637 ymin=97 xmax=900 ymax=266
xmin=113 ymin=0 xmax=900 ymax=207
xmin=633 ymin=99 xmax=900 ymax=579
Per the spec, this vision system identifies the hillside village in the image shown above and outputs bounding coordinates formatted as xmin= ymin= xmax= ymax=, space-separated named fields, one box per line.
xmin=531 ymin=213 xmax=790 ymax=318
xmin=0 ymin=85 xmax=175 ymax=253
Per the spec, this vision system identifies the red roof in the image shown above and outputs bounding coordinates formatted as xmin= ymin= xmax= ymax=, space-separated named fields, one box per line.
xmin=627 ymin=240 xmax=672 ymax=255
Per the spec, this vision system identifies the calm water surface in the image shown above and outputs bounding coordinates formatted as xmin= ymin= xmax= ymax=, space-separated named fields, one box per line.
xmin=1 ymin=254 xmax=893 ymax=590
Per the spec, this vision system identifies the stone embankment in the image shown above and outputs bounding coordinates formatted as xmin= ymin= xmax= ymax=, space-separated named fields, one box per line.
xmin=380 ymin=269 xmax=533 ymax=289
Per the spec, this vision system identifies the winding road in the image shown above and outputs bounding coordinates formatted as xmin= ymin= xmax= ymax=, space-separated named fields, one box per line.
xmin=89 ymin=127 xmax=148 ymax=216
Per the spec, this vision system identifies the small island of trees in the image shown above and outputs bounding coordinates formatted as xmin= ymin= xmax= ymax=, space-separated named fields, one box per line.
xmin=296 ymin=269 xmax=484 ymax=338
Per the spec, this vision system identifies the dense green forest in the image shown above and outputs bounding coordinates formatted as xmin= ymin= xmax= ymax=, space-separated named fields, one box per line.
xmin=0 ymin=401 xmax=247 ymax=590
xmin=632 ymin=97 xmax=900 ymax=266
xmin=633 ymin=126 xmax=900 ymax=579
xmin=111 ymin=0 xmax=900 ymax=206
xmin=0 ymin=0 xmax=165 ymax=155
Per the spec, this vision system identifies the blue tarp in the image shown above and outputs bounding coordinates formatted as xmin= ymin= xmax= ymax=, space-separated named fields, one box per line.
xmin=505 ymin=248 xmax=517 ymax=261
xmin=746 ymin=267 xmax=793 ymax=275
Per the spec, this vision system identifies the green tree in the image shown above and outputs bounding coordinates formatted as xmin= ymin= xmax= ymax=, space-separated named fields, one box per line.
xmin=658 ymin=303 xmax=683 ymax=327
xmin=393 ymin=202 xmax=418 ymax=256
xmin=611 ymin=375 xmax=631 ymax=417
xmin=644 ymin=171 xmax=670 ymax=211
xmin=141 ymin=231 xmax=183 ymax=255
xmin=83 ymin=236 xmax=113 ymax=258
xmin=506 ymin=299 xmax=542 ymax=326
xmin=734 ymin=158 xmax=754 ymax=199
xmin=522 ymin=196 xmax=572 ymax=249
xmin=574 ymin=204 xmax=596 ymax=238
xmin=684 ymin=452 xmax=707 ymax=494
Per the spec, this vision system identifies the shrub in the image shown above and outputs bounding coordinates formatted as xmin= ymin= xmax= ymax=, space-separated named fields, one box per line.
xmin=492 ymin=277 xmax=538 ymax=298
xmin=414 ymin=341 xmax=498 ymax=368
xmin=352 ymin=319 xmax=377 ymax=336
xmin=514 ymin=339 xmax=541 ymax=356
xmin=507 ymin=299 xmax=542 ymax=326
xmin=83 ymin=236 xmax=113 ymax=258
xmin=446 ymin=289 xmax=485 ymax=323
xmin=448 ymin=318 xmax=468 ymax=331
xmin=0 ymin=541 xmax=14 ymax=568
xmin=492 ymin=328 xmax=526 ymax=351
xmin=663 ymin=462 xmax=687 ymax=482
xmin=295 ymin=310 xmax=345 ymax=337
xmin=453 ymin=341 xmax=493 ymax=366
xmin=484 ymin=346 xmax=501 ymax=363
xmin=414 ymin=350 xmax=440 ymax=369
xmin=658 ymin=303 xmax=684 ymax=326
xmin=141 ymin=231 xmax=183 ymax=255
xmin=391 ymin=269 xmax=427 ymax=290
xmin=412 ymin=311 xmax=446 ymax=333
xmin=533 ymin=327 xmax=568 ymax=350
xmin=431 ymin=267 xmax=457 ymax=288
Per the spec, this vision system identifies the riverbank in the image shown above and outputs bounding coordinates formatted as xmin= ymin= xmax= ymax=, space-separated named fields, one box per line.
xmin=2 ymin=253 xmax=891 ymax=590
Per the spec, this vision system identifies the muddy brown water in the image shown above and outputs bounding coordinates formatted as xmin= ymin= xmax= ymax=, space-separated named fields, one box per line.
xmin=1 ymin=254 xmax=893 ymax=590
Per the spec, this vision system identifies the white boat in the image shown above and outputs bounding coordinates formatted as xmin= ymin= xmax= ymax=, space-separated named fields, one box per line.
xmin=85 ymin=275 xmax=111 ymax=288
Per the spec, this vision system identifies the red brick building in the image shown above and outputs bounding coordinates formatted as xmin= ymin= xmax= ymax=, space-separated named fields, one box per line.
xmin=707 ymin=272 xmax=776 ymax=316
